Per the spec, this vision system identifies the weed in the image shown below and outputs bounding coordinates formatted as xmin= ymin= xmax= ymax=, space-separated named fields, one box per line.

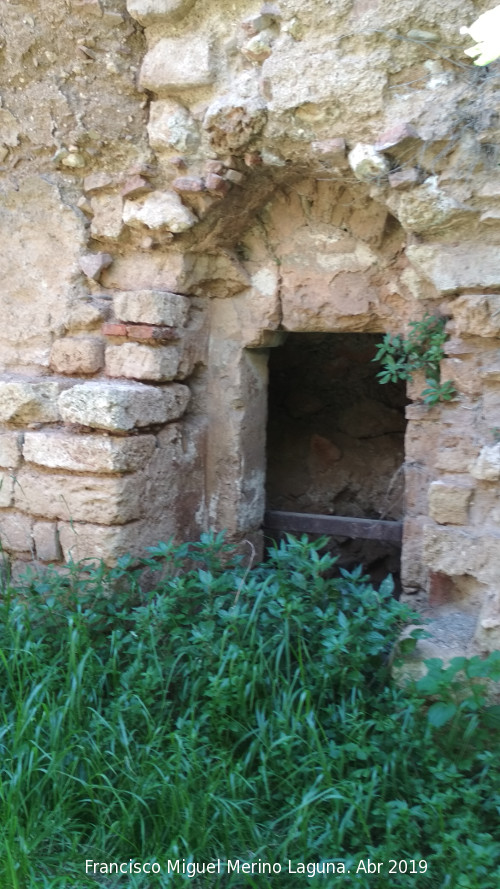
xmin=0 ymin=534 xmax=499 ymax=888
xmin=374 ymin=314 xmax=456 ymax=405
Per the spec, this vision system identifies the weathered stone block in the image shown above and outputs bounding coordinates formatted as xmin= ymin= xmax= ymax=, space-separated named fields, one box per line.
xmin=407 ymin=244 xmax=500 ymax=293
xmin=50 ymin=337 xmax=104 ymax=375
xmin=470 ymin=444 xmax=500 ymax=481
xmin=59 ymin=381 xmax=168 ymax=431
xmin=139 ymin=37 xmax=214 ymax=93
xmin=23 ymin=431 xmax=156 ymax=474
xmin=123 ymin=192 xmax=197 ymax=233
xmin=126 ymin=0 xmax=196 ymax=26
xmin=105 ymin=343 xmax=181 ymax=381
xmin=394 ymin=177 xmax=466 ymax=235
xmin=0 ymin=512 xmax=33 ymax=554
xmin=423 ymin=525 xmax=480 ymax=577
xmin=33 ymin=522 xmax=61 ymax=562
xmin=0 ymin=380 xmax=61 ymax=425
xmin=147 ymin=100 xmax=200 ymax=153
xmin=0 ymin=433 xmax=22 ymax=468
xmin=435 ymin=443 xmax=479 ymax=473
xmin=450 ymin=294 xmax=500 ymax=337
xmin=14 ymin=469 xmax=143 ymax=524
xmin=440 ymin=357 xmax=481 ymax=397
xmin=428 ymin=480 xmax=473 ymax=525
xmin=0 ymin=472 xmax=14 ymax=507
xmin=482 ymin=387 xmax=500 ymax=426
xmin=113 ymin=291 xmax=190 ymax=326
xmin=59 ymin=381 xmax=188 ymax=431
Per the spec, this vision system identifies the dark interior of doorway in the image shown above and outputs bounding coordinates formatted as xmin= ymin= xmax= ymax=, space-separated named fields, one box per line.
xmin=265 ymin=333 xmax=407 ymax=592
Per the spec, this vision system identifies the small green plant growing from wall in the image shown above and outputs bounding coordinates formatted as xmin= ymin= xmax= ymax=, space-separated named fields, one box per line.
xmin=374 ymin=314 xmax=456 ymax=406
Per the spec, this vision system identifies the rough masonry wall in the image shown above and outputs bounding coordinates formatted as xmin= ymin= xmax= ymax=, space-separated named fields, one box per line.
xmin=1 ymin=0 xmax=500 ymax=653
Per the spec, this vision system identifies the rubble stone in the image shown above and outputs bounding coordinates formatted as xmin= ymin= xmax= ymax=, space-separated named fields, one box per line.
xmin=348 ymin=144 xmax=389 ymax=181
xmin=79 ymin=252 xmax=113 ymax=281
xmin=147 ymin=100 xmax=200 ymax=154
xmin=126 ymin=0 xmax=197 ymax=26
xmin=123 ymin=192 xmax=197 ymax=232
xmin=90 ymin=194 xmax=124 ymax=240
xmin=23 ymin=431 xmax=156 ymax=474
xmin=139 ymin=37 xmax=214 ymax=93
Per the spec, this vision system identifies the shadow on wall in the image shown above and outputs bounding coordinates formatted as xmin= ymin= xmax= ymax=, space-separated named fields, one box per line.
xmin=265 ymin=332 xmax=408 ymax=590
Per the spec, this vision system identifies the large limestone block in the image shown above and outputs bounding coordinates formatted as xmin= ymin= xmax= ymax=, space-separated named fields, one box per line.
xmin=113 ymin=290 xmax=190 ymax=326
xmin=147 ymin=100 xmax=200 ymax=153
xmin=139 ymin=37 xmax=214 ymax=93
xmin=407 ymin=244 xmax=500 ymax=293
xmin=33 ymin=522 xmax=61 ymax=562
xmin=59 ymin=381 xmax=187 ymax=431
xmin=23 ymin=431 xmax=156 ymax=474
xmin=470 ymin=444 xmax=500 ymax=480
xmin=0 ymin=472 xmax=14 ymax=508
xmin=126 ymin=0 xmax=196 ymax=26
xmin=0 ymin=512 xmax=33 ymax=554
xmin=0 ymin=380 xmax=61 ymax=425
xmin=50 ymin=337 xmax=104 ymax=375
xmin=392 ymin=177 xmax=466 ymax=234
xmin=0 ymin=178 xmax=85 ymax=362
xmin=14 ymin=469 xmax=143 ymax=525
xmin=105 ymin=343 xmax=181 ymax=381
xmin=262 ymin=39 xmax=387 ymax=120
xmin=428 ymin=480 xmax=473 ymax=525
xmin=450 ymin=294 xmax=500 ymax=337
xmin=423 ymin=525 xmax=481 ymax=577
xmin=123 ymin=192 xmax=197 ymax=233
xmin=0 ymin=433 xmax=22 ymax=468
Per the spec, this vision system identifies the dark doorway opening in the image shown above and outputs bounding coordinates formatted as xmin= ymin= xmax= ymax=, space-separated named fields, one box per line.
xmin=265 ymin=333 xmax=407 ymax=589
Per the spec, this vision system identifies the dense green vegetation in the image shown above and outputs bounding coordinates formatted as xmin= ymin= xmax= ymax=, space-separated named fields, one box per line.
xmin=1 ymin=534 xmax=500 ymax=888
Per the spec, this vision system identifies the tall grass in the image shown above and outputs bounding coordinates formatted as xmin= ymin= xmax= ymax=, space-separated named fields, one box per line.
xmin=1 ymin=534 xmax=500 ymax=888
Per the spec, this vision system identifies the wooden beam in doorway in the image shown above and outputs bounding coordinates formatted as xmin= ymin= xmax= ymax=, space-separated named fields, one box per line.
xmin=264 ymin=510 xmax=403 ymax=544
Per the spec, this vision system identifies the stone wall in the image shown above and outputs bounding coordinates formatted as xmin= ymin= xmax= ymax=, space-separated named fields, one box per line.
xmin=1 ymin=0 xmax=500 ymax=653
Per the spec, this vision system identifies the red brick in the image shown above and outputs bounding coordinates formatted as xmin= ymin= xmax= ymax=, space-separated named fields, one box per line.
xmin=121 ymin=175 xmax=153 ymax=199
xmin=172 ymin=176 xmax=205 ymax=193
xmin=102 ymin=322 xmax=127 ymax=337
xmin=204 ymin=160 xmax=225 ymax=175
xmin=126 ymin=324 xmax=177 ymax=342
xmin=429 ymin=571 xmax=457 ymax=607
xmin=375 ymin=122 xmax=417 ymax=151
xmin=205 ymin=173 xmax=230 ymax=195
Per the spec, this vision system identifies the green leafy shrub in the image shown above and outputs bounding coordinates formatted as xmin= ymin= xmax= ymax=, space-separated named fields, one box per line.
xmin=374 ymin=314 xmax=456 ymax=405
xmin=1 ymin=534 xmax=500 ymax=888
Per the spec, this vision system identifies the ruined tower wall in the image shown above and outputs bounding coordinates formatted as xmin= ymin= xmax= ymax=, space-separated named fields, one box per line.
xmin=1 ymin=0 xmax=500 ymax=652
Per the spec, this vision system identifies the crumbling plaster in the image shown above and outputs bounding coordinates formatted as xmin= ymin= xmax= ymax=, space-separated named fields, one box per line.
xmin=1 ymin=0 xmax=500 ymax=655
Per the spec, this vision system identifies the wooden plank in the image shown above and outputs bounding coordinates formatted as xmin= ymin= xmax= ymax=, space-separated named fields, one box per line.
xmin=264 ymin=510 xmax=403 ymax=544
